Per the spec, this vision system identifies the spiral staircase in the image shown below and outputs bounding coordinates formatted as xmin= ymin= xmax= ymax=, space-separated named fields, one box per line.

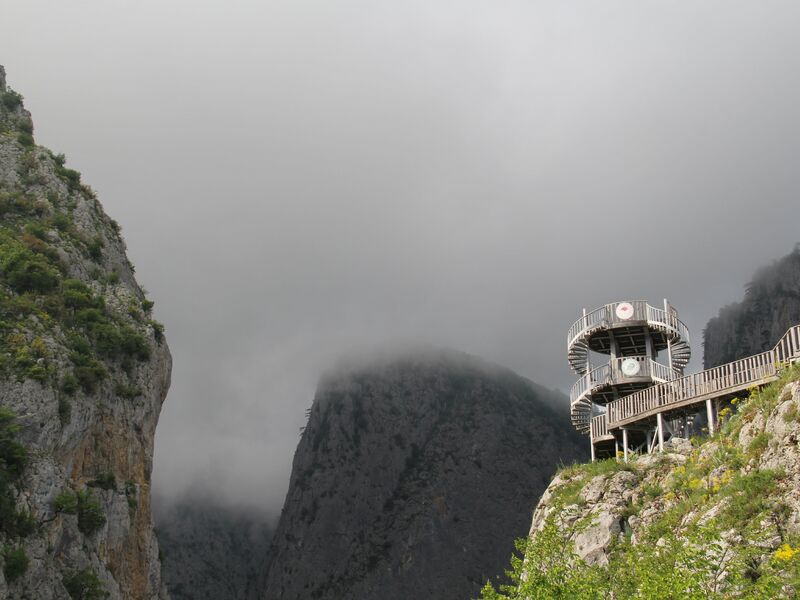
xmin=567 ymin=300 xmax=691 ymax=455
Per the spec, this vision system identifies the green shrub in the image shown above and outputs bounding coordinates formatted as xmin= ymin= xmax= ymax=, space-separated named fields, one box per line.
xmin=100 ymin=271 xmax=119 ymax=285
xmin=54 ymin=490 xmax=78 ymax=515
xmin=13 ymin=510 xmax=36 ymax=537
xmin=62 ymin=280 xmax=104 ymax=310
xmin=51 ymin=212 xmax=72 ymax=232
xmin=61 ymin=374 xmax=79 ymax=396
xmin=56 ymin=167 xmax=81 ymax=192
xmin=63 ymin=568 xmax=108 ymax=599
xmin=1 ymin=243 xmax=60 ymax=293
xmin=87 ymin=473 xmax=116 ymax=492
xmin=86 ymin=237 xmax=103 ymax=261
xmin=114 ymin=381 xmax=141 ymax=400
xmin=2 ymin=546 xmax=28 ymax=582
xmin=150 ymin=320 xmax=164 ymax=343
xmin=0 ymin=409 xmax=28 ymax=479
xmin=1 ymin=90 xmax=23 ymax=111
xmin=124 ymin=481 xmax=137 ymax=510
xmin=58 ymin=396 xmax=72 ymax=425
xmin=17 ymin=132 xmax=34 ymax=148
xmin=76 ymin=491 xmax=106 ymax=535
xmin=748 ymin=432 xmax=771 ymax=457
xmin=72 ymin=362 xmax=107 ymax=394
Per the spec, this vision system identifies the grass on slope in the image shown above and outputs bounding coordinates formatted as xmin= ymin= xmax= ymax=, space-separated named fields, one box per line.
xmin=479 ymin=363 xmax=800 ymax=599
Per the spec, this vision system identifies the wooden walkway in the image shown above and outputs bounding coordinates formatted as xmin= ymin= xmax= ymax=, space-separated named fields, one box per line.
xmin=591 ymin=325 xmax=800 ymax=443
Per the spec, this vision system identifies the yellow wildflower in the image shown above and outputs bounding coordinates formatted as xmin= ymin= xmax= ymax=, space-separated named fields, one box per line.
xmin=774 ymin=544 xmax=799 ymax=561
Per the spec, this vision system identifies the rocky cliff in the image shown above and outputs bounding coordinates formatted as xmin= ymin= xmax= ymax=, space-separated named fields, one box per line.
xmin=155 ymin=493 xmax=273 ymax=600
xmin=704 ymin=245 xmax=800 ymax=368
xmin=0 ymin=66 xmax=171 ymax=598
xmin=262 ymin=348 xmax=587 ymax=600
xmin=481 ymin=365 xmax=800 ymax=598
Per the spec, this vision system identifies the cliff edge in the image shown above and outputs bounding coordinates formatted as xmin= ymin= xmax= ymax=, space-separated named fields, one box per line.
xmin=0 ymin=66 xmax=171 ymax=598
xmin=482 ymin=365 xmax=800 ymax=598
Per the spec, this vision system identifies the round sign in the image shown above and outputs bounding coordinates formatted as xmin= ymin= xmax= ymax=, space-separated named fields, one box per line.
xmin=621 ymin=358 xmax=641 ymax=376
xmin=615 ymin=302 xmax=634 ymax=320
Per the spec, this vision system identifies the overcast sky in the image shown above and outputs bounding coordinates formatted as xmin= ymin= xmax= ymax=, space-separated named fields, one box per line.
xmin=3 ymin=1 xmax=800 ymax=515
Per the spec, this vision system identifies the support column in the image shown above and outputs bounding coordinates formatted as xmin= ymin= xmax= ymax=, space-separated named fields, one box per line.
xmin=622 ymin=429 xmax=629 ymax=463
xmin=646 ymin=431 xmax=653 ymax=454
xmin=614 ymin=438 xmax=620 ymax=461
xmin=664 ymin=299 xmax=674 ymax=372
xmin=706 ymin=398 xmax=715 ymax=436
xmin=589 ymin=427 xmax=595 ymax=462
xmin=657 ymin=412 xmax=664 ymax=452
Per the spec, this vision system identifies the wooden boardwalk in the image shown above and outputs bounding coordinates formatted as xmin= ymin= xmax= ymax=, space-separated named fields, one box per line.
xmin=591 ymin=325 xmax=800 ymax=443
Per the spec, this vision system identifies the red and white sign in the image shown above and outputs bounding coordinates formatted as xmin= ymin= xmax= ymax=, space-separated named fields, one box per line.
xmin=615 ymin=302 xmax=634 ymax=320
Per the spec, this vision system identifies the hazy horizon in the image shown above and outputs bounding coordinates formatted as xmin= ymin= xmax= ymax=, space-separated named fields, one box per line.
xmin=3 ymin=0 xmax=800 ymax=515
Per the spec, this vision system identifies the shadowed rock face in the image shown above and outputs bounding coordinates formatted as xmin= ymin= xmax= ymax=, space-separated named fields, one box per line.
xmin=262 ymin=348 xmax=587 ymax=600
xmin=154 ymin=494 xmax=273 ymax=600
xmin=0 ymin=67 xmax=170 ymax=598
xmin=704 ymin=245 xmax=800 ymax=368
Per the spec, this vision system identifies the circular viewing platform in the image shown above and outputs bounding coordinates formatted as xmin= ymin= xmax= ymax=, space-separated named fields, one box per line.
xmin=569 ymin=356 xmax=681 ymax=433
xmin=567 ymin=300 xmax=691 ymax=375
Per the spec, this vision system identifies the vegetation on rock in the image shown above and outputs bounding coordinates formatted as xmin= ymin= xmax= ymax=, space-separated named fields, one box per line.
xmin=481 ymin=364 xmax=800 ymax=599
xmin=0 ymin=65 xmax=171 ymax=597
xmin=704 ymin=245 xmax=800 ymax=368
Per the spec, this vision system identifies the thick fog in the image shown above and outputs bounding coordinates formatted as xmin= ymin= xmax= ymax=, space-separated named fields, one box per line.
xmin=3 ymin=1 xmax=800 ymax=515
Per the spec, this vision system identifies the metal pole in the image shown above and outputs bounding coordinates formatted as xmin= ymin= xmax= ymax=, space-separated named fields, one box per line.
xmin=657 ymin=412 xmax=664 ymax=452
xmin=706 ymin=398 xmax=715 ymax=435
xmin=664 ymin=298 xmax=674 ymax=372
xmin=622 ymin=429 xmax=629 ymax=463
xmin=589 ymin=425 xmax=595 ymax=462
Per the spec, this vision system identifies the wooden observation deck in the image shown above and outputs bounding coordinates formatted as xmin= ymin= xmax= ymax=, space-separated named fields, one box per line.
xmin=568 ymin=299 xmax=800 ymax=460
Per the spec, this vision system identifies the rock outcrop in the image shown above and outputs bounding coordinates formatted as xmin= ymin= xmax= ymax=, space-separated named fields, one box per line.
xmin=155 ymin=493 xmax=273 ymax=600
xmin=502 ymin=367 xmax=800 ymax=598
xmin=704 ymin=245 xmax=800 ymax=368
xmin=0 ymin=66 xmax=170 ymax=598
xmin=262 ymin=348 xmax=587 ymax=600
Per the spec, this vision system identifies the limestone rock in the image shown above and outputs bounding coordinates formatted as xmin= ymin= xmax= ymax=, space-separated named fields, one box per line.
xmin=0 ymin=67 xmax=170 ymax=599
xmin=261 ymin=349 xmax=587 ymax=600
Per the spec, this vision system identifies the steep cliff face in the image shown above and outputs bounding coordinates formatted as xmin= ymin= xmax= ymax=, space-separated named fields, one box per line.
xmin=262 ymin=348 xmax=587 ymax=600
xmin=155 ymin=494 xmax=273 ymax=600
xmin=704 ymin=245 xmax=800 ymax=368
xmin=482 ymin=366 xmax=800 ymax=598
xmin=0 ymin=67 xmax=171 ymax=598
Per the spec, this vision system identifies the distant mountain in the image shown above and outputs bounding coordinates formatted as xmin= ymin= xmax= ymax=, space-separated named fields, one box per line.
xmin=155 ymin=494 xmax=273 ymax=600
xmin=704 ymin=244 xmax=800 ymax=368
xmin=261 ymin=347 xmax=587 ymax=600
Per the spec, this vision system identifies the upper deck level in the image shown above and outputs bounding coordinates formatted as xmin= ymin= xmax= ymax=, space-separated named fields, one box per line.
xmin=567 ymin=300 xmax=691 ymax=375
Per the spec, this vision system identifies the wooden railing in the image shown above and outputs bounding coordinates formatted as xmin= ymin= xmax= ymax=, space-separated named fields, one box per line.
xmin=567 ymin=300 xmax=690 ymax=351
xmin=591 ymin=414 xmax=612 ymax=440
xmin=570 ymin=356 xmax=681 ymax=405
xmin=606 ymin=325 xmax=800 ymax=428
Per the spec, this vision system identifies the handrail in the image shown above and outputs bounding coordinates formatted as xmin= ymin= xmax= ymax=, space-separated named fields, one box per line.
xmin=567 ymin=301 xmax=690 ymax=352
xmin=606 ymin=325 xmax=800 ymax=428
xmin=570 ymin=356 xmax=682 ymax=406
xmin=591 ymin=414 xmax=610 ymax=440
